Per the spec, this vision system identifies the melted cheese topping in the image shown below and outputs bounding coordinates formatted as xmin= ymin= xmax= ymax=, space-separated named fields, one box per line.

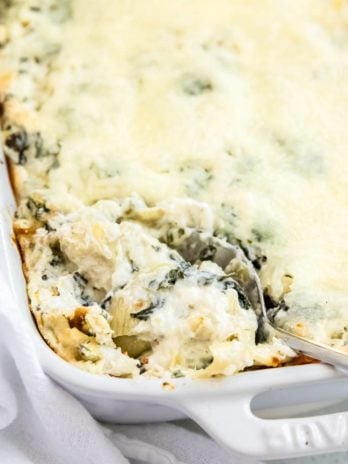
xmin=1 ymin=0 xmax=348 ymax=376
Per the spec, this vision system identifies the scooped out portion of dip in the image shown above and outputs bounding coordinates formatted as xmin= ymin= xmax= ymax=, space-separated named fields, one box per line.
xmin=14 ymin=194 xmax=294 ymax=378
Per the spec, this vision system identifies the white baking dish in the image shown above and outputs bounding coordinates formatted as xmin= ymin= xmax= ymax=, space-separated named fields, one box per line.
xmin=2 ymin=152 xmax=348 ymax=461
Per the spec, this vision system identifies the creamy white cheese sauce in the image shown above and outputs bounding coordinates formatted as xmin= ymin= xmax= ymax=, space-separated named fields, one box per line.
xmin=15 ymin=197 xmax=294 ymax=377
xmin=1 ymin=0 xmax=348 ymax=375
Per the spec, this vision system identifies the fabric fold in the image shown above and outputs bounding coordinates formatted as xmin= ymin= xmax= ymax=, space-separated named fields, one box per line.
xmin=0 ymin=364 xmax=17 ymax=430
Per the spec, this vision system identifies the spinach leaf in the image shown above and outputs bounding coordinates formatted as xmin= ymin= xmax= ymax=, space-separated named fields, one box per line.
xmin=26 ymin=197 xmax=50 ymax=221
xmin=182 ymin=76 xmax=213 ymax=96
xmin=131 ymin=298 xmax=165 ymax=321
xmin=157 ymin=263 xmax=191 ymax=290
xmin=217 ymin=275 xmax=251 ymax=309
xmin=5 ymin=127 xmax=29 ymax=165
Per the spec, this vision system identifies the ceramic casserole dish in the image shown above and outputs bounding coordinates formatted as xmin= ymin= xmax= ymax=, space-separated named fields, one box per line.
xmin=2 ymin=1 xmax=348 ymax=460
xmin=2 ymin=152 xmax=348 ymax=461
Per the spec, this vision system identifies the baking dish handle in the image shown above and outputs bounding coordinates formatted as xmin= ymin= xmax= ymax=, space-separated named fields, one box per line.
xmin=177 ymin=393 xmax=348 ymax=461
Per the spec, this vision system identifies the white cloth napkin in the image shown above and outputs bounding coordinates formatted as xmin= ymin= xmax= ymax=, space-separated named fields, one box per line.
xmin=0 ymin=264 xmax=252 ymax=464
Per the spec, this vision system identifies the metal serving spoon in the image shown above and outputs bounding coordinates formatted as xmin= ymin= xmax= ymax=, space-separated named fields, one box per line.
xmin=171 ymin=228 xmax=348 ymax=372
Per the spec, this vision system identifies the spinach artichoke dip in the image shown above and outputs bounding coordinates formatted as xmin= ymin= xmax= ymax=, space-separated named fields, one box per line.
xmin=1 ymin=0 xmax=347 ymax=379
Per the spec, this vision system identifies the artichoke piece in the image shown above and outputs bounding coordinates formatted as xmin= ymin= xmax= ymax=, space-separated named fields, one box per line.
xmin=109 ymin=295 xmax=148 ymax=336
xmin=79 ymin=341 xmax=102 ymax=362
xmin=114 ymin=335 xmax=151 ymax=358
xmin=109 ymin=265 xmax=174 ymax=336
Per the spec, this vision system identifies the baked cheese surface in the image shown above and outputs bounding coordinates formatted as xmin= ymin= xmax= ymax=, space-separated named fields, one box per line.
xmin=1 ymin=0 xmax=348 ymax=377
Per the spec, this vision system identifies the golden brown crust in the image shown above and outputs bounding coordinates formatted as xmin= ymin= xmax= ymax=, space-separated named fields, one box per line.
xmin=68 ymin=307 xmax=88 ymax=332
xmin=36 ymin=312 xmax=91 ymax=362
xmin=3 ymin=96 xmax=38 ymax=130
xmin=12 ymin=234 xmax=31 ymax=291
xmin=14 ymin=232 xmax=92 ymax=363
xmin=0 ymin=71 xmax=14 ymax=95
xmin=6 ymin=158 xmax=21 ymax=204
xmin=286 ymin=353 xmax=319 ymax=366
xmin=245 ymin=353 xmax=320 ymax=372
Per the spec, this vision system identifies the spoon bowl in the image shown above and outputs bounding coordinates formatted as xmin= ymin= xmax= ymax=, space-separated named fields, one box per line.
xmin=170 ymin=228 xmax=348 ymax=372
